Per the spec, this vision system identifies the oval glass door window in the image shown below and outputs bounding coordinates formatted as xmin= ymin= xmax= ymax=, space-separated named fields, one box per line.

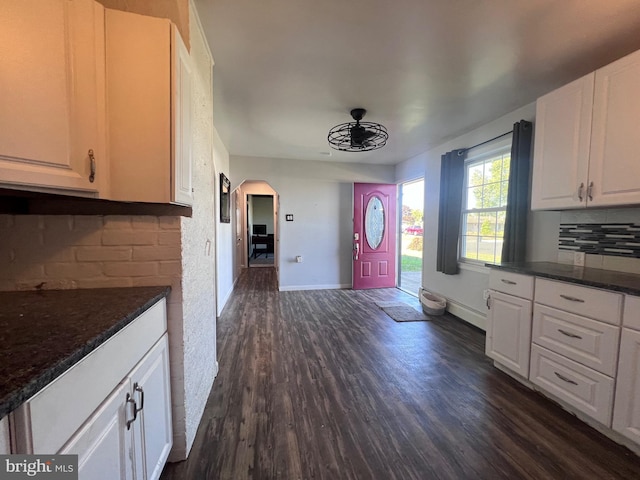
xmin=365 ymin=196 xmax=385 ymax=249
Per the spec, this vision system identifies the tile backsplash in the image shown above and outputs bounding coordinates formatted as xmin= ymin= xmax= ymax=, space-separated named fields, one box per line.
xmin=559 ymin=223 xmax=640 ymax=258
xmin=557 ymin=208 xmax=640 ymax=274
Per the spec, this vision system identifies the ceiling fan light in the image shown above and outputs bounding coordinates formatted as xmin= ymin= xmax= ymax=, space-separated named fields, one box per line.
xmin=327 ymin=108 xmax=389 ymax=152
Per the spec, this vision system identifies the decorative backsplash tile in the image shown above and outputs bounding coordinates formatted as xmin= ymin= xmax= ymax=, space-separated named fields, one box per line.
xmin=559 ymin=223 xmax=640 ymax=258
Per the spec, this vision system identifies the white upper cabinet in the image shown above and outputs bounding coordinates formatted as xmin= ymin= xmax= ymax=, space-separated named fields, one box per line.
xmin=531 ymin=74 xmax=594 ymax=210
xmin=106 ymin=9 xmax=193 ymax=206
xmin=0 ymin=0 xmax=106 ymax=196
xmin=589 ymin=52 xmax=640 ymax=207
xmin=532 ymin=49 xmax=640 ymax=210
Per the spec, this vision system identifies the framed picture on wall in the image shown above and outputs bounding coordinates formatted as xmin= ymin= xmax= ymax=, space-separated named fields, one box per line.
xmin=220 ymin=173 xmax=231 ymax=223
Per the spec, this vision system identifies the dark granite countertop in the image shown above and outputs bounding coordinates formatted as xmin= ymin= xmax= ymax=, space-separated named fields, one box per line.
xmin=488 ymin=261 xmax=640 ymax=295
xmin=0 ymin=286 xmax=170 ymax=418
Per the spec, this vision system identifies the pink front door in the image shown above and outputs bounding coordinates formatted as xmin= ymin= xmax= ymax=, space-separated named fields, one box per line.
xmin=353 ymin=183 xmax=397 ymax=289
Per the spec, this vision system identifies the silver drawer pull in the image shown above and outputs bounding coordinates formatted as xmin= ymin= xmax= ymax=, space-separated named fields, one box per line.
xmin=554 ymin=372 xmax=578 ymax=386
xmin=558 ymin=329 xmax=582 ymax=339
xmin=559 ymin=294 xmax=585 ymax=303
xmin=501 ymin=279 xmax=517 ymax=285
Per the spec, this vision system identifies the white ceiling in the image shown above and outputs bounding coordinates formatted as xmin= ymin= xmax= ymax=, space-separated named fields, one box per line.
xmin=195 ymin=0 xmax=640 ymax=165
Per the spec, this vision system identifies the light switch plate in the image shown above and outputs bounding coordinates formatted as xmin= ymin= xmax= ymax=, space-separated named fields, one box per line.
xmin=574 ymin=251 xmax=585 ymax=266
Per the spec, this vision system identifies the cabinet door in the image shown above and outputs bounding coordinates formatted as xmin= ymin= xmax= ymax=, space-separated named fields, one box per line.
xmin=59 ymin=381 xmax=134 ymax=480
xmin=129 ymin=335 xmax=173 ymax=480
xmin=106 ymin=11 xmax=193 ymax=206
xmin=106 ymin=9 xmax=172 ymax=203
xmin=612 ymin=328 xmax=640 ymax=444
xmin=590 ymin=49 xmax=640 ymax=207
xmin=531 ymin=74 xmax=593 ymax=210
xmin=0 ymin=0 xmax=105 ymax=195
xmin=486 ymin=291 xmax=532 ymax=377
xmin=172 ymin=25 xmax=194 ymax=206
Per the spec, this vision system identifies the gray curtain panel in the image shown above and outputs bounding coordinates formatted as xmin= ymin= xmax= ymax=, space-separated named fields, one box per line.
xmin=437 ymin=148 xmax=467 ymax=275
xmin=501 ymin=120 xmax=533 ymax=263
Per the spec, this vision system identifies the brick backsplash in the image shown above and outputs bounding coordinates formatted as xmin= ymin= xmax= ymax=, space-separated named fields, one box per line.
xmin=0 ymin=214 xmax=182 ymax=300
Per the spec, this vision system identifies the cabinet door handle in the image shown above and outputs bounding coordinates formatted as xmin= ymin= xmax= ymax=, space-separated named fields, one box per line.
xmin=577 ymin=182 xmax=584 ymax=201
xmin=486 ymin=295 xmax=491 ymax=310
xmin=559 ymin=294 xmax=585 ymax=303
xmin=554 ymin=372 xmax=578 ymax=386
xmin=587 ymin=181 xmax=594 ymax=201
xmin=134 ymin=383 xmax=144 ymax=413
xmin=500 ymin=279 xmax=517 ymax=285
xmin=558 ymin=329 xmax=582 ymax=340
xmin=88 ymin=149 xmax=96 ymax=183
xmin=125 ymin=392 xmax=138 ymax=430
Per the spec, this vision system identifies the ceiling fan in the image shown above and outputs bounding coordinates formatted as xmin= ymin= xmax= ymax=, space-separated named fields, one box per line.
xmin=327 ymin=108 xmax=389 ymax=152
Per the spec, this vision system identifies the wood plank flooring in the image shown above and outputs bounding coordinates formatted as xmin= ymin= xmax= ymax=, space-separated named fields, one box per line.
xmin=161 ymin=267 xmax=640 ymax=479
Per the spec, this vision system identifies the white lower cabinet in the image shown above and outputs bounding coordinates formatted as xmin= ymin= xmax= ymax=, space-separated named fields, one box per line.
xmin=12 ymin=299 xmax=171 ymax=480
xmin=129 ymin=336 xmax=173 ymax=480
xmin=612 ymin=327 xmax=640 ymax=444
xmin=486 ymin=290 xmax=532 ymax=377
xmin=487 ymin=269 xmax=640 ymax=452
xmin=530 ymin=344 xmax=615 ymax=425
xmin=59 ymin=336 xmax=171 ymax=480
xmin=59 ymin=381 xmax=132 ymax=480
xmin=532 ymin=304 xmax=620 ymax=377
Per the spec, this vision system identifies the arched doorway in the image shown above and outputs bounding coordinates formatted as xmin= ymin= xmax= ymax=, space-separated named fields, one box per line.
xmin=233 ymin=180 xmax=280 ymax=282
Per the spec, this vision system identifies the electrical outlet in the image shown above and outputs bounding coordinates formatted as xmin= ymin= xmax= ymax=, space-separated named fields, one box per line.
xmin=574 ymin=251 xmax=585 ymax=266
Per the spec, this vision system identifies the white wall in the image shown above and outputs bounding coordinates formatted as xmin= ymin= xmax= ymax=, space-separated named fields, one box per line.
xmin=175 ymin=5 xmax=218 ymax=459
xmin=231 ymin=156 xmax=395 ymax=290
xmin=395 ymin=102 xmax=561 ymax=329
xmin=213 ymin=126 xmax=233 ymax=315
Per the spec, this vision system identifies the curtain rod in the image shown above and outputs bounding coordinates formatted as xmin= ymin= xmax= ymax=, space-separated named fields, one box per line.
xmin=460 ymin=130 xmax=513 ymax=155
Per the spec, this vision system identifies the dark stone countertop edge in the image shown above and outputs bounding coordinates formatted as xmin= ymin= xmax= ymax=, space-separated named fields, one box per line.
xmin=487 ymin=262 xmax=640 ymax=296
xmin=0 ymin=287 xmax=170 ymax=418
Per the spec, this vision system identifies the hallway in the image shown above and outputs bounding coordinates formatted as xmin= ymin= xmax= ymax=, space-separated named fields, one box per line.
xmin=161 ymin=268 xmax=639 ymax=480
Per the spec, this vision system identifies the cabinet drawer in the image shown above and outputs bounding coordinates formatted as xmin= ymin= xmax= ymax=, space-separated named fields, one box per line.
xmin=532 ymin=304 xmax=620 ymax=376
xmin=530 ymin=344 xmax=614 ymax=426
xmin=535 ymin=278 xmax=622 ymax=325
xmin=14 ymin=299 xmax=166 ymax=454
xmin=489 ymin=270 xmax=534 ymax=299
xmin=623 ymin=295 xmax=640 ymax=331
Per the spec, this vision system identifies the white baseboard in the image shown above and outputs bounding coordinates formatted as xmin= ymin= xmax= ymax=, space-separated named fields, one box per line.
xmin=445 ymin=299 xmax=486 ymax=331
xmin=279 ymin=283 xmax=351 ymax=292
xmin=218 ymin=284 xmax=234 ymax=317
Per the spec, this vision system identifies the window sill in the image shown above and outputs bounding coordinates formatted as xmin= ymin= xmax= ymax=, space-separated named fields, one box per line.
xmin=458 ymin=262 xmax=491 ymax=274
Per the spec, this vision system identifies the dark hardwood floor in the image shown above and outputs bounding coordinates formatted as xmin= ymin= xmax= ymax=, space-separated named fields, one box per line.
xmin=161 ymin=267 xmax=640 ymax=480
